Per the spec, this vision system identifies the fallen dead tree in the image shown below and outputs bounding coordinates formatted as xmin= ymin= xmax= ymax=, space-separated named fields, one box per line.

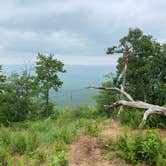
xmin=87 ymin=86 xmax=166 ymax=127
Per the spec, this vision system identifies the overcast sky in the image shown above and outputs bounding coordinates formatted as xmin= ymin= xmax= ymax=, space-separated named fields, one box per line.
xmin=0 ymin=0 xmax=165 ymax=65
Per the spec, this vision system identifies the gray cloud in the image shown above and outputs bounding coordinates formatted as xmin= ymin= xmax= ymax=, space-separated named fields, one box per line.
xmin=0 ymin=0 xmax=166 ymax=64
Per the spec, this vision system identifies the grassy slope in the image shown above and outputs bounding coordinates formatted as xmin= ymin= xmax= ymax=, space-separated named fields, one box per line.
xmin=1 ymin=107 xmax=166 ymax=166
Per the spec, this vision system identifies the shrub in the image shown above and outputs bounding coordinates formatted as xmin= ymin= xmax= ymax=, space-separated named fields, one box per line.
xmin=139 ymin=131 xmax=162 ymax=164
xmin=71 ymin=105 xmax=99 ymax=119
xmin=0 ymin=147 xmax=9 ymax=166
xmin=0 ymin=128 xmax=11 ymax=148
xmin=59 ymin=127 xmax=76 ymax=144
xmin=119 ymin=108 xmax=143 ymax=128
xmin=145 ymin=115 xmax=166 ymax=128
xmin=35 ymin=151 xmax=46 ymax=164
xmin=94 ymin=80 xmax=119 ymax=117
xmin=85 ymin=123 xmax=99 ymax=137
xmin=29 ymin=120 xmax=49 ymax=132
xmin=26 ymin=130 xmax=38 ymax=152
xmin=116 ymin=135 xmax=137 ymax=164
xmin=10 ymin=133 xmax=27 ymax=154
xmin=74 ymin=118 xmax=90 ymax=129
xmin=118 ymin=108 xmax=166 ymax=129
xmin=49 ymin=150 xmax=68 ymax=166
xmin=53 ymin=141 xmax=67 ymax=153
xmin=53 ymin=108 xmax=71 ymax=122
xmin=49 ymin=141 xmax=68 ymax=166
xmin=116 ymin=131 xmax=165 ymax=165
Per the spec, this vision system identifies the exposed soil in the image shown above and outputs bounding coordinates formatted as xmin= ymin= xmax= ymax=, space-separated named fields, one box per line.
xmin=69 ymin=120 xmax=131 ymax=166
xmin=69 ymin=135 xmax=109 ymax=166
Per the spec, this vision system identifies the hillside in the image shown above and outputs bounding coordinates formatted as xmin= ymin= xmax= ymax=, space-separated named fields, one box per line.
xmin=1 ymin=107 xmax=166 ymax=166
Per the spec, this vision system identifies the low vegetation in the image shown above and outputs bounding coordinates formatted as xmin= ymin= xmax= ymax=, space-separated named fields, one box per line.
xmin=116 ymin=131 xmax=166 ymax=165
xmin=0 ymin=106 xmax=102 ymax=165
xmin=0 ymin=28 xmax=166 ymax=166
xmin=1 ymin=106 xmax=166 ymax=166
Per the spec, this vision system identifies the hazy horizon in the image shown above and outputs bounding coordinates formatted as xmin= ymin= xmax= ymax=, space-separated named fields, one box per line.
xmin=3 ymin=64 xmax=116 ymax=107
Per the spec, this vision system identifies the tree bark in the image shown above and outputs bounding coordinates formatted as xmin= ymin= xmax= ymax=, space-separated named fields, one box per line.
xmin=45 ymin=88 xmax=49 ymax=117
xmin=119 ymin=45 xmax=129 ymax=115
xmin=88 ymin=86 xmax=166 ymax=127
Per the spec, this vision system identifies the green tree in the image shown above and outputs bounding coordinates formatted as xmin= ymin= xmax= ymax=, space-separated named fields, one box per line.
xmin=35 ymin=53 xmax=66 ymax=116
xmin=0 ymin=65 xmax=6 ymax=93
xmin=106 ymin=28 xmax=141 ymax=89
xmin=0 ymin=70 xmax=38 ymax=124
xmin=94 ymin=73 xmax=120 ymax=117
xmin=106 ymin=28 xmax=166 ymax=105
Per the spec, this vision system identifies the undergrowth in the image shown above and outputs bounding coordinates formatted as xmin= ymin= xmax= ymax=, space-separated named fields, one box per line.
xmin=0 ymin=106 xmax=103 ymax=165
xmin=118 ymin=108 xmax=166 ymax=129
xmin=109 ymin=130 xmax=166 ymax=165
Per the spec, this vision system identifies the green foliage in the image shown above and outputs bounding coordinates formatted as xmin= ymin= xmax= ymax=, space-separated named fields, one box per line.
xmin=71 ymin=105 xmax=99 ymax=119
xmin=26 ymin=130 xmax=38 ymax=152
xmin=119 ymin=109 xmax=143 ymax=128
xmin=0 ymin=106 xmax=102 ymax=165
xmin=0 ymin=70 xmax=38 ymax=124
xmin=108 ymin=152 xmax=116 ymax=161
xmin=53 ymin=108 xmax=71 ymax=122
xmin=94 ymin=80 xmax=119 ymax=117
xmin=116 ymin=131 xmax=166 ymax=165
xmin=0 ymin=128 xmax=39 ymax=157
xmin=49 ymin=141 xmax=69 ymax=166
xmin=49 ymin=150 xmax=69 ymax=166
xmin=145 ymin=114 xmax=166 ymax=128
xmin=0 ymin=53 xmax=66 ymax=124
xmin=107 ymin=28 xmax=166 ymax=105
xmin=0 ymin=65 xmax=6 ymax=93
xmin=118 ymin=108 xmax=166 ymax=129
xmin=10 ymin=133 xmax=27 ymax=154
xmin=0 ymin=146 xmax=10 ymax=166
xmin=0 ymin=128 xmax=11 ymax=147
xmin=85 ymin=123 xmax=99 ymax=137
xmin=140 ymin=131 xmax=162 ymax=164
xmin=95 ymin=28 xmax=166 ymax=128
xmin=35 ymin=53 xmax=66 ymax=117
xmin=35 ymin=151 xmax=46 ymax=164
xmin=59 ymin=127 xmax=76 ymax=144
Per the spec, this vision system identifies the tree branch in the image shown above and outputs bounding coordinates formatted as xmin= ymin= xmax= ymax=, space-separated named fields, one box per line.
xmin=87 ymin=86 xmax=166 ymax=127
xmin=86 ymin=86 xmax=134 ymax=102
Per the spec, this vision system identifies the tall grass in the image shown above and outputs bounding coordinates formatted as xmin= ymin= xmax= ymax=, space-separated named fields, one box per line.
xmin=118 ymin=108 xmax=166 ymax=129
xmin=114 ymin=130 xmax=166 ymax=165
xmin=0 ymin=106 xmax=101 ymax=165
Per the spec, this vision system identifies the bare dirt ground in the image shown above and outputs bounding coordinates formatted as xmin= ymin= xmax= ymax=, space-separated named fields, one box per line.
xmin=69 ymin=120 xmax=131 ymax=166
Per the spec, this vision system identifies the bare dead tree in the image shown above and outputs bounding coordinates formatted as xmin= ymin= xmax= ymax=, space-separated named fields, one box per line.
xmin=87 ymin=86 xmax=166 ymax=127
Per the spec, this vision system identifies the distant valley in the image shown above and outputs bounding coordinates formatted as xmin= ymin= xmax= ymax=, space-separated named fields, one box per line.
xmin=3 ymin=64 xmax=116 ymax=107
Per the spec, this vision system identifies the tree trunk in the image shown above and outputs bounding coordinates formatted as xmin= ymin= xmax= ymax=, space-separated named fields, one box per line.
xmin=45 ymin=88 xmax=49 ymax=117
xmin=118 ymin=46 xmax=129 ymax=115
xmin=88 ymin=86 xmax=166 ymax=127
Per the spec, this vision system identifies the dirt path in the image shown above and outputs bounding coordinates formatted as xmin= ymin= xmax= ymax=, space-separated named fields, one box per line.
xmin=69 ymin=135 xmax=110 ymax=166
xmin=69 ymin=119 xmax=130 ymax=166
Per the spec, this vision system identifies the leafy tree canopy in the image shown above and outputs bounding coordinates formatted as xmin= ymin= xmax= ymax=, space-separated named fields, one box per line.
xmin=35 ymin=53 xmax=66 ymax=116
xmin=109 ymin=28 xmax=166 ymax=105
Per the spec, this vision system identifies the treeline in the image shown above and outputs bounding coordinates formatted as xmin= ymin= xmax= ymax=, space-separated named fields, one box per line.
xmin=0 ymin=53 xmax=65 ymax=125
xmin=96 ymin=28 xmax=166 ymax=114
xmin=0 ymin=28 xmax=166 ymax=126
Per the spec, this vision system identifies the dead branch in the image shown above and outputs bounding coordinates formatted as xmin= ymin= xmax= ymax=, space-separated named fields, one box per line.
xmin=88 ymin=86 xmax=166 ymax=127
xmin=86 ymin=86 xmax=134 ymax=102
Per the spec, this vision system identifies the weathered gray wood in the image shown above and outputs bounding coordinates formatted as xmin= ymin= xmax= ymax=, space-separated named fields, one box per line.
xmin=88 ymin=86 xmax=166 ymax=127
xmin=87 ymin=86 xmax=134 ymax=102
